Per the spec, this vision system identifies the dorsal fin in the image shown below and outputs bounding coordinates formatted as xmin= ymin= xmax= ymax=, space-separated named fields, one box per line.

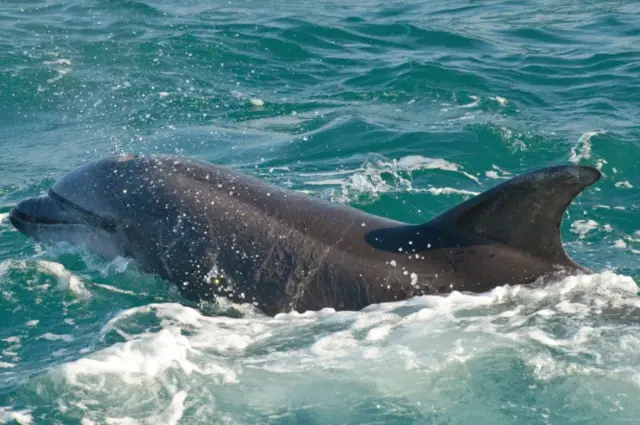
xmin=429 ymin=165 xmax=601 ymax=266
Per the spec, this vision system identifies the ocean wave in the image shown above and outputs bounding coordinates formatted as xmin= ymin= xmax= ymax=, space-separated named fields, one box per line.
xmin=18 ymin=271 xmax=635 ymax=424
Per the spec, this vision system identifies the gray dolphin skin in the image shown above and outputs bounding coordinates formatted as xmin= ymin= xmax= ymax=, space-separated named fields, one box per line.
xmin=10 ymin=154 xmax=601 ymax=315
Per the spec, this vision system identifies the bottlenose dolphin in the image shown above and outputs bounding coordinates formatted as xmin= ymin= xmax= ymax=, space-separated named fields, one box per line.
xmin=10 ymin=154 xmax=601 ymax=315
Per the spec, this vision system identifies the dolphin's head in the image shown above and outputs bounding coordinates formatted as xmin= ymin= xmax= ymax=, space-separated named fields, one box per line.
xmin=10 ymin=154 xmax=143 ymax=259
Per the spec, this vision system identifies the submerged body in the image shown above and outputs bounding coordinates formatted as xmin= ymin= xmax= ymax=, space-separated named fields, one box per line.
xmin=10 ymin=155 xmax=601 ymax=315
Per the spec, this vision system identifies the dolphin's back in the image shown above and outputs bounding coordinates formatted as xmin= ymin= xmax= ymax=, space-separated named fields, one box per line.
xmin=128 ymin=156 xmax=397 ymax=312
xmin=148 ymin=155 xmax=399 ymax=243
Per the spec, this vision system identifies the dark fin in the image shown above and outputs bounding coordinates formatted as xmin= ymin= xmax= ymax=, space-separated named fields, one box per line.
xmin=429 ymin=165 xmax=601 ymax=268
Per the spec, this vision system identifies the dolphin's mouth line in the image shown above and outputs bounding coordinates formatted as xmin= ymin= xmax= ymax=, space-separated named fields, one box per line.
xmin=11 ymin=207 xmax=74 ymax=225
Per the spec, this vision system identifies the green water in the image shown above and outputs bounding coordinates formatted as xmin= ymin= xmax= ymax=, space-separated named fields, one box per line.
xmin=1 ymin=1 xmax=639 ymax=424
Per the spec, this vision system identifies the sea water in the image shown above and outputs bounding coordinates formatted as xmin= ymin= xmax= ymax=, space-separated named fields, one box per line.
xmin=1 ymin=1 xmax=639 ymax=423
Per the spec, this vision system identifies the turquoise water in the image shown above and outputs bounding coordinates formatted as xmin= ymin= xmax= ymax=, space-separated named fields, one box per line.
xmin=1 ymin=0 xmax=640 ymax=423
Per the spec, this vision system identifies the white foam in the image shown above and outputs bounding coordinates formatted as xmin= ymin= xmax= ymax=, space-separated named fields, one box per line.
xmin=594 ymin=204 xmax=611 ymax=210
xmin=322 ymin=154 xmax=481 ymax=204
xmin=395 ymin=155 xmax=480 ymax=183
xmin=0 ymin=362 xmax=15 ymax=368
xmin=0 ymin=407 xmax=32 ymax=425
xmin=366 ymin=325 xmax=392 ymax=341
xmin=43 ymin=58 xmax=72 ymax=66
xmin=36 ymin=261 xmax=90 ymax=297
xmin=426 ymin=187 xmax=480 ymax=196
xmin=0 ymin=213 xmax=8 ymax=225
xmin=91 ymin=283 xmax=136 ymax=296
xmin=230 ymin=89 xmax=248 ymax=100
xmin=570 ymin=131 xmax=602 ymax=164
xmin=498 ymin=126 xmax=527 ymax=151
xmin=627 ymin=233 xmax=640 ymax=244
xmin=299 ymin=168 xmax=360 ymax=177
xmin=65 ymin=325 xmax=237 ymax=386
xmin=614 ymin=239 xmax=627 ymax=249
xmin=304 ymin=179 xmax=347 ymax=186
xmin=87 ymin=271 xmax=636 ymax=350
xmin=98 ymin=391 xmax=187 ymax=425
xmin=268 ymin=166 xmax=291 ymax=172
xmin=395 ymin=156 xmax=453 ymax=172
xmin=492 ymin=96 xmax=508 ymax=105
xmin=485 ymin=165 xmax=512 ymax=180
xmin=36 ymin=270 xmax=640 ymax=422
xmin=310 ymin=331 xmax=359 ymax=358
xmin=44 ymin=73 xmax=70 ymax=86
xmin=570 ymin=219 xmax=599 ymax=238
xmin=38 ymin=333 xmax=74 ymax=342
xmin=0 ymin=260 xmax=21 ymax=277
xmin=459 ymin=95 xmax=480 ymax=108
xmin=615 ymin=181 xmax=633 ymax=189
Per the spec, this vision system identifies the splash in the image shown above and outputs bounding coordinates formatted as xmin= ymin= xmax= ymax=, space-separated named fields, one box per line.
xmin=0 ymin=407 xmax=32 ymax=425
xmin=309 ymin=154 xmax=480 ymax=204
xmin=43 ymin=58 xmax=72 ymax=84
xmin=9 ymin=271 xmax=631 ymax=423
xmin=425 ymin=187 xmax=480 ymax=196
xmin=485 ymin=165 xmax=512 ymax=180
xmin=570 ymin=219 xmax=599 ymax=239
xmin=36 ymin=260 xmax=90 ymax=298
xmin=569 ymin=131 xmax=603 ymax=164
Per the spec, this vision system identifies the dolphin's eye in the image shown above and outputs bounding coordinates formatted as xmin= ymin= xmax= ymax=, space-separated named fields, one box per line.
xmin=98 ymin=218 xmax=118 ymax=233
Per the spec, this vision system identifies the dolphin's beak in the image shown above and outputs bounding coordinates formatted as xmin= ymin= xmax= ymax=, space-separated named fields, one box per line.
xmin=10 ymin=196 xmax=76 ymax=235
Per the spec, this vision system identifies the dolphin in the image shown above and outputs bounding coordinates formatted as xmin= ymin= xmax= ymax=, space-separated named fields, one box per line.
xmin=10 ymin=154 xmax=601 ymax=315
